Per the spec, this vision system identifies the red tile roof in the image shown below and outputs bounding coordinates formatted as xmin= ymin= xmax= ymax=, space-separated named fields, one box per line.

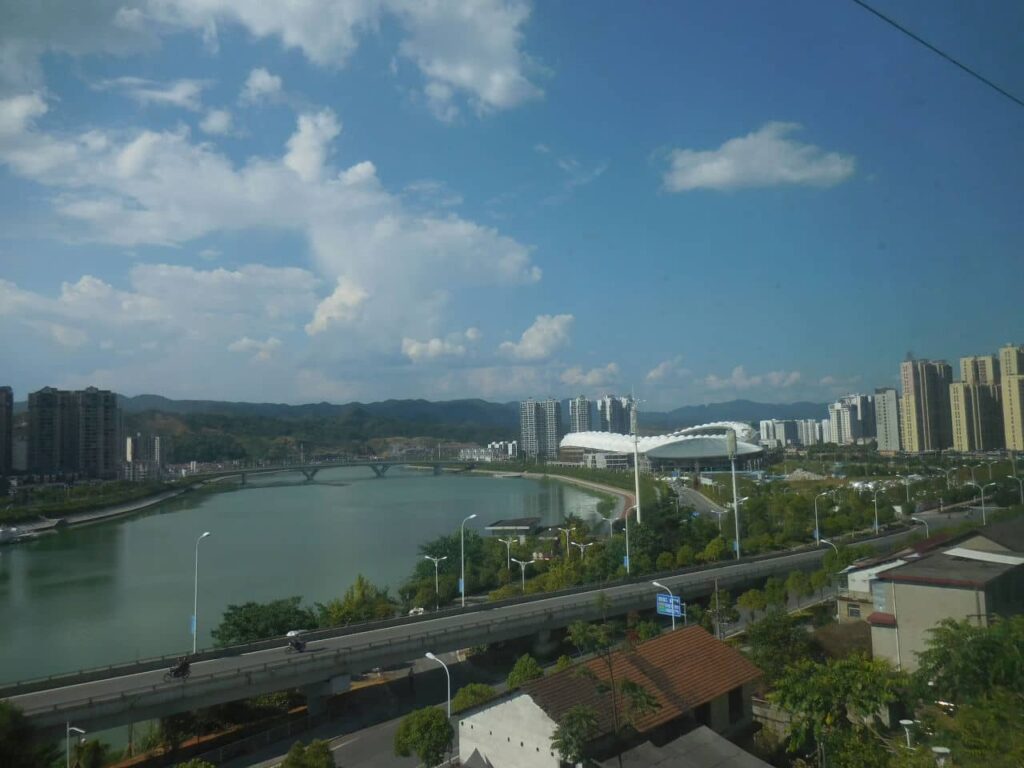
xmin=522 ymin=626 xmax=762 ymax=735
xmin=867 ymin=611 xmax=896 ymax=627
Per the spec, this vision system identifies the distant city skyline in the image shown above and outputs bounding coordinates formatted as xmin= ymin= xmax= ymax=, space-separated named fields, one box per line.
xmin=0 ymin=3 xmax=1022 ymax=407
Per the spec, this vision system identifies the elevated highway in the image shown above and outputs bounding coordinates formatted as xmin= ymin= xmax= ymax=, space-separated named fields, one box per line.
xmin=3 ymin=528 xmax=914 ymax=738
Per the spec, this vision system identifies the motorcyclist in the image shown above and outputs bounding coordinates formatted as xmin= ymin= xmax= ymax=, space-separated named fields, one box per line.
xmin=172 ymin=655 xmax=191 ymax=677
xmin=286 ymin=630 xmax=306 ymax=652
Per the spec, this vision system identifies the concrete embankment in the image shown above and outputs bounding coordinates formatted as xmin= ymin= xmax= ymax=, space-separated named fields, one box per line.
xmin=15 ymin=485 xmax=196 ymax=534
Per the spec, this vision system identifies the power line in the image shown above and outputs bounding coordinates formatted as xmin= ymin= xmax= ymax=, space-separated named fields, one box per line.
xmin=850 ymin=0 xmax=1024 ymax=110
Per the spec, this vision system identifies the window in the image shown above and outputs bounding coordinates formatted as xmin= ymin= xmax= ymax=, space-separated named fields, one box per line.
xmin=728 ymin=686 xmax=744 ymax=724
xmin=847 ymin=603 xmax=861 ymax=618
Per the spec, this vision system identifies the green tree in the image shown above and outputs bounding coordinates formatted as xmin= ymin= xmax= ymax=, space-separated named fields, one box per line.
xmin=555 ymin=654 xmax=574 ymax=671
xmin=0 ymin=701 xmax=59 ymax=768
xmin=674 ymin=544 xmax=695 ymax=567
xmin=73 ymin=740 xmax=111 ymax=768
xmin=451 ymin=683 xmax=497 ymax=714
xmin=316 ymin=574 xmax=397 ymax=626
xmin=655 ymin=551 xmax=674 ymax=570
xmin=786 ymin=570 xmax=813 ymax=607
xmin=697 ymin=536 xmax=727 ymax=563
xmin=507 ymin=654 xmax=544 ymax=689
xmin=211 ymin=596 xmax=317 ymax=646
xmin=771 ymin=656 xmax=905 ymax=760
xmin=551 ymin=704 xmax=598 ymax=766
xmin=914 ymin=616 xmax=1024 ymax=704
xmin=394 ymin=707 xmax=453 ymax=767
xmin=937 ymin=689 xmax=1024 ymax=767
xmin=763 ymin=576 xmax=787 ymax=608
xmin=745 ymin=610 xmax=815 ymax=685
xmin=281 ymin=739 xmax=333 ymax=768
xmin=810 ymin=568 xmax=831 ymax=597
xmin=619 ymin=678 xmax=662 ymax=728
xmin=737 ymin=588 xmax=767 ymax=618
xmin=174 ymin=761 xmax=217 ymax=768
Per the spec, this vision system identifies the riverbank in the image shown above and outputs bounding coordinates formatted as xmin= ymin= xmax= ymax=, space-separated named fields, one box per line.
xmin=460 ymin=465 xmax=633 ymax=518
xmin=12 ymin=485 xmax=196 ymax=535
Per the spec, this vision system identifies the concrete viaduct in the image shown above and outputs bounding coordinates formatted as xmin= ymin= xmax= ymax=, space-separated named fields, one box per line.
xmin=2 ymin=528 xmax=914 ymax=739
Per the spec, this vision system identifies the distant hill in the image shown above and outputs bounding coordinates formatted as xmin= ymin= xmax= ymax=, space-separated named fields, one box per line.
xmin=643 ymin=399 xmax=827 ymax=430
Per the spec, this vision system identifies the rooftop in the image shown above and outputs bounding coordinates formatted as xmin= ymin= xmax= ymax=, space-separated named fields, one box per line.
xmin=878 ymin=549 xmax=1023 ymax=588
xmin=597 ymin=725 xmax=771 ymax=768
xmin=522 ymin=626 xmax=762 ymax=736
xmin=974 ymin=517 xmax=1024 ymax=553
xmin=484 ymin=517 xmax=541 ymax=531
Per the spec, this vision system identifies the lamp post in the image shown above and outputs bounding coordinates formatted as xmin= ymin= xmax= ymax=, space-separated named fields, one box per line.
xmin=910 ymin=516 xmax=930 ymax=537
xmin=899 ymin=719 xmax=915 ymax=749
xmin=813 ymin=490 xmax=832 ymax=545
xmin=511 ymin=557 xmax=534 ymax=591
xmin=571 ymin=540 xmax=594 ymax=560
xmin=498 ymin=537 xmax=516 ymax=570
xmin=961 ymin=464 xmax=977 ymax=485
xmin=66 ymin=724 xmax=86 ymax=768
xmin=632 ymin=406 xmax=643 ymax=525
xmin=871 ymin=487 xmax=883 ymax=534
xmin=932 ymin=746 xmax=952 ymax=767
xmin=624 ymin=504 xmax=636 ymax=575
xmin=1009 ymin=475 xmax=1024 ymax=505
xmin=652 ymin=580 xmax=676 ymax=631
xmin=424 ymin=652 xmax=451 ymax=718
xmin=423 ymin=555 xmax=447 ymax=611
xmin=965 ymin=481 xmax=997 ymax=525
xmin=460 ymin=513 xmax=477 ymax=607
xmin=598 ymin=514 xmax=615 ymax=539
xmin=727 ymin=429 xmax=740 ymax=559
xmin=984 ymin=460 xmax=998 ymax=480
xmin=898 ymin=474 xmax=913 ymax=503
xmin=557 ymin=526 xmax=572 ymax=559
xmin=192 ymin=531 xmax=211 ymax=654
xmin=821 ymin=538 xmax=839 ymax=555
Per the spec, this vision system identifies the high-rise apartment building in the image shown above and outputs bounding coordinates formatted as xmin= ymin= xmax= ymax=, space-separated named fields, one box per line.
xmin=1000 ymin=344 xmax=1024 ymax=451
xmin=597 ymin=395 xmax=630 ymax=434
xmin=961 ymin=355 xmax=1000 ymax=386
xmin=568 ymin=395 xmax=591 ymax=433
xmin=820 ymin=418 xmax=832 ymax=444
xmin=828 ymin=401 xmax=857 ymax=445
xmin=796 ymin=419 xmax=819 ymax=446
xmin=519 ymin=398 xmax=563 ymax=461
xmin=540 ymin=398 xmax=563 ymax=460
xmin=841 ymin=394 xmax=876 ymax=439
xmin=0 ymin=386 xmax=12 ymax=476
xmin=900 ymin=359 xmax=953 ymax=452
xmin=875 ymin=387 xmax=901 ymax=454
xmin=950 ymin=381 xmax=1003 ymax=452
xmin=28 ymin=386 xmax=121 ymax=478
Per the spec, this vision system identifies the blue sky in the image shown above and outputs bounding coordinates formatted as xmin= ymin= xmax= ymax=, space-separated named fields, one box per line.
xmin=1 ymin=0 xmax=1022 ymax=408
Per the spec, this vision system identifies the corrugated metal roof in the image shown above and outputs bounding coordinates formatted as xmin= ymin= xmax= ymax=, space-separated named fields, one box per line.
xmin=943 ymin=547 xmax=1024 ymax=565
xmin=522 ymin=626 xmax=762 ymax=736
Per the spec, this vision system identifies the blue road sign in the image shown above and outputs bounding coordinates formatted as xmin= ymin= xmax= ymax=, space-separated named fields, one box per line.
xmin=190 ymin=615 xmax=196 ymax=635
xmin=656 ymin=593 xmax=682 ymax=618
xmin=458 ymin=578 xmax=464 ymax=593
xmin=623 ymin=555 xmax=630 ymax=569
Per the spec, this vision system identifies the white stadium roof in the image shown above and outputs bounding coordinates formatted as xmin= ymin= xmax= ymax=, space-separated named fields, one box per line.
xmin=560 ymin=421 xmax=762 ymax=460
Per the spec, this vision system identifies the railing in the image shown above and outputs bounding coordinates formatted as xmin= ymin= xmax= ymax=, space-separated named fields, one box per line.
xmin=2 ymin=524 xmax=912 ymax=705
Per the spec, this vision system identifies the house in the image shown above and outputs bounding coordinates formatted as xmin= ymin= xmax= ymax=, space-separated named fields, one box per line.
xmin=458 ymin=626 xmax=762 ymax=768
xmin=868 ymin=545 xmax=1024 ymax=671
xmin=597 ymin=725 xmax=772 ymax=767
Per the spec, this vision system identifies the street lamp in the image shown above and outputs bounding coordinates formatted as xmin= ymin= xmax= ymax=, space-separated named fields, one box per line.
xmin=557 ymin=526 xmax=573 ymax=559
xmin=423 ymin=555 xmax=447 ymax=611
xmin=820 ymin=538 xmax=839 ymax=555
xmin=899 ymin=719 xmax=915 ymax=749
xmin=598 ymin=514 xmax=615 ymax=539
xmin=424 ymin=652 xmax=451 ymax=718
xmin=726 ymin=496 xmax=749 ymax=560
xmin=910 ymin=516 xmax=930 ymax=537
xmin=1009 ymin=475 xmax=1024 ymax=505
xmin=961 ymin=464 xmax=977 ymax=485
xmin=984 ymin=460 xmax=998 ymax=480
xmin=623 ymin=504 xmax=636 ymax=575
xmin=898 ymin=474 xmax=913 ymax=503
xmin=511 ymin=557 xmax=534 ymax=591
xmin=814 ymin=490 xmax=833 ymax=545
xmin=66 ymin=724 xmax=86 ymax=768
xmin=192 ymin=531 xmax=211 ymax=654
xmin=652 ymin=580 xmax=676 ymax=631
xmin=932 ymin=746 xmax=952 ymax=767
xmin=498 ymin=537 xmax=516 ymax=570
xmin=460 ymin=513 xmax=477 ymax=607
xmin=727 ymin=429 xmax=740 ymax=559
xmin=571 ymin=540 xmax=595 ymax=559
xmin=965 ymin=481 xmax=997 ymax=525
xmin=871 ymin=487 xmax=883 ymax=534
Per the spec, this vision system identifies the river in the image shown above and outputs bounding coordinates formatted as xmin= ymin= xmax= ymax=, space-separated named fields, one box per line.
xmin=0 ymin=467 xmax=608 ymax=685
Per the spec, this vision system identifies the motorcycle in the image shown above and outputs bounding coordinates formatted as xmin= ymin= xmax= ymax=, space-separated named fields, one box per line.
xmin=163 ymin=656 xmax=191 ymax=682
xmin=285 ymin=629 xmax=307 ymax=653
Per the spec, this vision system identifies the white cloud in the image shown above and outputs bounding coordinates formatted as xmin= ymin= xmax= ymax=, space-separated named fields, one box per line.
xmin=96 ymin=76 xmax=207 ymax=111
xmin=145 ymin=0 xmax=540 ymax=121
xmin=284 ymin=108 xmax=341 ymax=182
xmin=199 ymin=108 xmax=232 ymax=135
xmin=0 ymin=92 xmax=541 ymax=378
xmin=663 ymin=122 xmax=855 ymax=192
xmin=500 ymin=314 xmax=573 ymax=360
xmin=646 ymin=356 xmax=689 ymax=382
xmin=239 ymin=67 xmax=282 ymax=105
xmin=50 ymin=323 xmax=88 ymax=347
xmin=305 ymin=277 xmax=369 ymax=334
xmin=704 ymin=365 xmax=802 ymax=391
xmin=228 ymin=335 xmax=281 ymax=362
xmin=401 ymin=327 xmax=481 ymax=362
xmin=198 ymin=247 xmax=220 ymax=260
xmin=560 ymin=362 xmax=619 ymax=388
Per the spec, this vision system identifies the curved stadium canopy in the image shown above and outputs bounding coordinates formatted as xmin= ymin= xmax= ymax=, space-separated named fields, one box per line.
xmin=560 ymin=421 xmax=762 ymax=460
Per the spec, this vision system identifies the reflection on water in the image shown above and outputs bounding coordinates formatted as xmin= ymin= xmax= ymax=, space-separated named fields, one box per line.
xmin=0 ymin=467 xmax=603 ymax=683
